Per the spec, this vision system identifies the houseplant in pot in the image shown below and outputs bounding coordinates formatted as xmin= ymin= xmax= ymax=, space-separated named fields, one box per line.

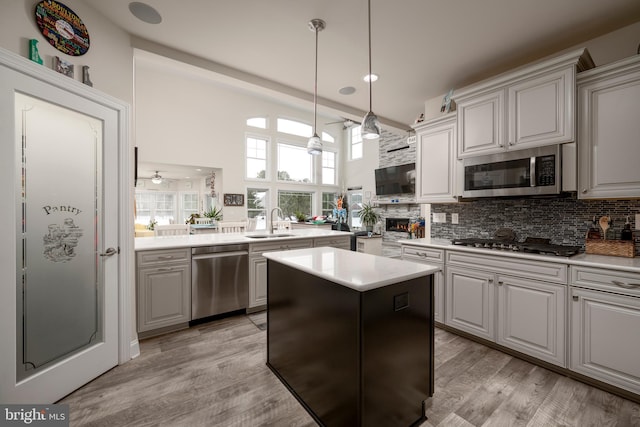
xmin=358 ymin=203 xmax=379 ymax=232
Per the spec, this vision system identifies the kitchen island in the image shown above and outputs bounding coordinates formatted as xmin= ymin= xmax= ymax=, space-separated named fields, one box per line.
xmin=264 ymin=247 xmax=439 ymax=427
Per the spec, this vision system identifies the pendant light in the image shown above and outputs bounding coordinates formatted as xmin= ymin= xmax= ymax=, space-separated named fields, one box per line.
xmin=307 ymin=18 xmax=325 ymax=155
xmin=151 ymin=171 xmax=162 ymax=184
xmin=360 ymin=0 xmax=381 ymax=139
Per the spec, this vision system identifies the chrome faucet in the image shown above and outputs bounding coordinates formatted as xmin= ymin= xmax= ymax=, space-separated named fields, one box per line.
xmin=269 ymin=207 xmax=283 ymax=234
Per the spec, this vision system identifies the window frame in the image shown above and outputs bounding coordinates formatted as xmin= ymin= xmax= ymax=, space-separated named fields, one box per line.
xmin=245 ymin=132 xmax=270 ymax=181
xmin=349 ymin=126 xmax=363 ymax=160
xmin=276 ymin=140 xmax=314 ymax=184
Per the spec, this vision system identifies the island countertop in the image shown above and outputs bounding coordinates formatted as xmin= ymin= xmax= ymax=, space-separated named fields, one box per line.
xmin=263 ymin=246 xmax=440 ymax=291
xmin=135 ymin=228 xmax=351 ymax=251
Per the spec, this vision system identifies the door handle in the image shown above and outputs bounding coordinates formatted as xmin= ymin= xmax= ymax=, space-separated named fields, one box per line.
xmin=100 ymin=247 xmax=118 ymax=257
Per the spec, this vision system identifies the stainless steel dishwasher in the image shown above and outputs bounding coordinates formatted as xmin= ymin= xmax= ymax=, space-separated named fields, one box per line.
xmin=191 ymin=244 xmax=249 ymax=320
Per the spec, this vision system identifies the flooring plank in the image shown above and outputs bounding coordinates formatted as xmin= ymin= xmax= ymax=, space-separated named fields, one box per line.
xmin=58 ymin=314 xmax=640 ymax=427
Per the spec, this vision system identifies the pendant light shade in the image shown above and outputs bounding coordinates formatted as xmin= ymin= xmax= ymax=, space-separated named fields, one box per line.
xmin=151 ymin=171 xmax=162 ymax=184
xmin=361 ymin=111 xmax=381 ymax=140
xmin=307 ymin=18 xmax=325 ymax=155
xmin=360 ymin=0 xmax=380 ymax=140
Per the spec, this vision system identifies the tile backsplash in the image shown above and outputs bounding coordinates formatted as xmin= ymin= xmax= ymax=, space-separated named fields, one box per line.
xmin=430 ymin=194 xmax=639 ymax=251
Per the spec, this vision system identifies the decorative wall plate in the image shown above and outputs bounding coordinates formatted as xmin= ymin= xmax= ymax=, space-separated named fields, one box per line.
xmin=35 ymin=0 xmax=90 ymax=56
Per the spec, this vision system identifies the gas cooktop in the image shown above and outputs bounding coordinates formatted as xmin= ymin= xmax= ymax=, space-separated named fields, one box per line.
xmin=451 ymin=236 xmax=582 ymax=257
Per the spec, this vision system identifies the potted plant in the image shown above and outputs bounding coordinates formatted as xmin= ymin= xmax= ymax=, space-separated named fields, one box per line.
xmin=203 ymin=206 xmax=223 ymax=222
xmin=358 ymin=203 xmax=379 ymax=232
xmin=294 ymin=211 xmax=307 ymax=223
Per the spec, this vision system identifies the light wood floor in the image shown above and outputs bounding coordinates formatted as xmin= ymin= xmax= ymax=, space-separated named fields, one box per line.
xmin=60 ymin=313 xmax=640 ymax=426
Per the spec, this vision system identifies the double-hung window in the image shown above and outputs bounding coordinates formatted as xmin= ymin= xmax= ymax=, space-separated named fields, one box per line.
xmin=246 ymin=136 xmax=268 ymax=179
xmin=350 ymin=126 xmax=363 ymax=160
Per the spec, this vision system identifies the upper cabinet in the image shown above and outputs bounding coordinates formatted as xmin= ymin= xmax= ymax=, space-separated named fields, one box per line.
xmin=577 ymin=55 xmax=640 ymax=199
xmin=454 ymin=48 xmax=594 ymax=159
xmin=413 ymin=113 xmax=461 ymax=203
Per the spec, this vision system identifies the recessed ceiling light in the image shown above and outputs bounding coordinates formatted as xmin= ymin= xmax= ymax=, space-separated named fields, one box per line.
xmin=339 ymin=86 xmax=356 ymax=95
xmin=129 ymin=2 xmax=162 ymax=24
xmin=363 ymin=74 xmax=378 ymax=83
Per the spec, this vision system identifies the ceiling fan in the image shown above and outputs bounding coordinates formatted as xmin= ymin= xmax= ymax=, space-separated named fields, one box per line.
xmin=325 ymin=118 xmax=359 ymax=129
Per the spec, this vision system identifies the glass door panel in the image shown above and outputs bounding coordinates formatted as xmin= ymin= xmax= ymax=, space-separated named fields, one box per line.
xmin=16 ymin=93 xmax=103 ymax=380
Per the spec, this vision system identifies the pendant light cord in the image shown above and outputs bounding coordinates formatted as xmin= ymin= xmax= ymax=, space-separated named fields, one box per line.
xmin=314 ymin=25 xmax=319 ymax=134
xmin=368 ymin=0 xmax=373 ymax=112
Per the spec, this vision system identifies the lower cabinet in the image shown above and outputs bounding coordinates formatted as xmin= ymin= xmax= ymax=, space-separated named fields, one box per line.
xmin=356 ymin=236 xmax=382 ymax=256
xmin=401 ymin=245 xmax=444 ymax=323
xmin=445 ymin=256 xmax=566 ymax=367
xmin=137 ymin=249 xmax=191 ymax=334
xmin=496 ymin=275 xmax=565 ymax=366
xmin=248 ymin=238 xmax=314 ymax=309
xmin=569 ymin=266 xmax=640 ymax=394
xmin=445 ymin=266 xmax=495 ymax=340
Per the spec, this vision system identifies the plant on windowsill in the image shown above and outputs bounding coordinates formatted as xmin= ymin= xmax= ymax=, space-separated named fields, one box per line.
xmin=359 ymin=202 xmax=379 ymax=232
xmin=294 ymin=211 xmax=307 ymax=223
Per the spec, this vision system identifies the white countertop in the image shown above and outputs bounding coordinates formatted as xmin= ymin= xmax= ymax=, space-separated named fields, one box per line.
xmin=135 ymin=229 xmax=351 ymax=251
xmin=263 ymin=247 xmax=440 ymax=292
xmin=399 ymin=237 xmax=640 ymax=274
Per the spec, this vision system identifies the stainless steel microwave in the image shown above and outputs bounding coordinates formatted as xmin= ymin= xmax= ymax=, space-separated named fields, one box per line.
xmin=462 ymin=145 xmax=561 ymax=198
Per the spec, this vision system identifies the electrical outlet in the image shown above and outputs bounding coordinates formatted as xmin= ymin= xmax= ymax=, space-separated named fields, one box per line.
xmin=636 ymin=214 xmax=640 ymax=230
xmin=432 ymin=213 xmax=446 ymax=223
xmin=451 ymin=213 xmax=459 ymax=224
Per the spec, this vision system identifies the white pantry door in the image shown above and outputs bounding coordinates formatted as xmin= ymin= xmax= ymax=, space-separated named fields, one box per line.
xmin=0 ymin=50 xmax=125 ymax=403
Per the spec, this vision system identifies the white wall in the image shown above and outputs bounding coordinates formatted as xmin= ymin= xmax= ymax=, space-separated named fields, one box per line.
xmin=134 ymin=52 xmax=343 ymax=221
xmin=0 ymin=0 xmax=133 ymax=105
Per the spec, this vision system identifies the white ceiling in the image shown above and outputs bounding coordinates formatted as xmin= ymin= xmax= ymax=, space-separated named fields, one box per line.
xmin=84 ymin=0 xmax=640 ymax=131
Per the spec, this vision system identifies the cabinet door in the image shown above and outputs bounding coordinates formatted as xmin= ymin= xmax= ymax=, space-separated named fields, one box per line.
xmin=249 ymin=255 xmax=268 ymax=308
xmin=577 ymin=59 xmax=640 ymax=199
xmin=457 ymin=90 xmax=505 ymax=158
xmin=415 ymin=114 xmax=460 ymax=202
xmin=496 ymin=275 xmax=565 ymax=367
xmin=570 ymin=287 xmax=640 ymax=394
xmin=137 ymin=264 xmax=191 ymax=332
xmin=508 ymin=68 xmax=574 ymax=150
xmin=401 ymin=250 xmax=444 ymax=323
xmin=445 ymin=266 xmax=494 ymax=340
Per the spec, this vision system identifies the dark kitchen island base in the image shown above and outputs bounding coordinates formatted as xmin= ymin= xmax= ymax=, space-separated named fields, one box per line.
xmin=266 ymin=254 xmax=434 ymax=427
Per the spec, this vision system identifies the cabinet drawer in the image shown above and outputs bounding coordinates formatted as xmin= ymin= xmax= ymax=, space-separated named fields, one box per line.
xmin=137 ymin=248 xmax=190 ymax=266
xmin=446 ymin=250 xmax=567 ymax=284
xmin=570 ymin=266 xmax=640 ymax=297
xmin=249 ymin=238 xmax=313 ymax=255
xmin=314 ymin=236 xmax=351 ymax=249
xmin=401 ymin=245 xmax=444 ymax=263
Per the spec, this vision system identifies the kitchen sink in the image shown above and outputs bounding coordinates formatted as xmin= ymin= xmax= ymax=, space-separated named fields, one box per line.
xmin=245 ymin=234 xmax=294 ymax=239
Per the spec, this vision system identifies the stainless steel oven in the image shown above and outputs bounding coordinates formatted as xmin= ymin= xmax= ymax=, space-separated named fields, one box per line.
xmin=462 ymin=145 xmax=561 ymax=198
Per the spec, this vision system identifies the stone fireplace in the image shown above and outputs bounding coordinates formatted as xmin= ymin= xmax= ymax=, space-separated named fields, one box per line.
xmin=386 ymin=218 xmax=410 ymax=232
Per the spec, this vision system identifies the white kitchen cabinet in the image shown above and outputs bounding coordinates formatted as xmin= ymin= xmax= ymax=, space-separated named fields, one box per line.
xmin=496 ymin=275 xmax=565 ymax=366
xmin=454 ymin=48 xmax=593 ymax=159
xmin=570 ymin=287 xmax=640 ymax=394
xmin=456 ymin=90 xmax=505 ymax=157
xmin=313 ymin=235 xmax=351 ymax=250
xmin=507 ymin=68 xmax=575 ymax=150
xmin=356 ymin=236 xmax=382 ymax=256
xmin=577 ymin=55 xmax=640 ymax=199
xmin=445 ymin=250 xmax=567 ymax=367
xmin=248 ymin=238 xmax=313 ymax=309
xmin=413 ymin=113 xmax=462 ymax=202
xmin=401 ymin=245 xmax=444 ymax=323
xmin=445 ymin=265 xmax=495 ymax=340
xmin=137 ymin=248 xmax=191 ymax=335
xmin=569 ymin=265 xmax=640 ymax=394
